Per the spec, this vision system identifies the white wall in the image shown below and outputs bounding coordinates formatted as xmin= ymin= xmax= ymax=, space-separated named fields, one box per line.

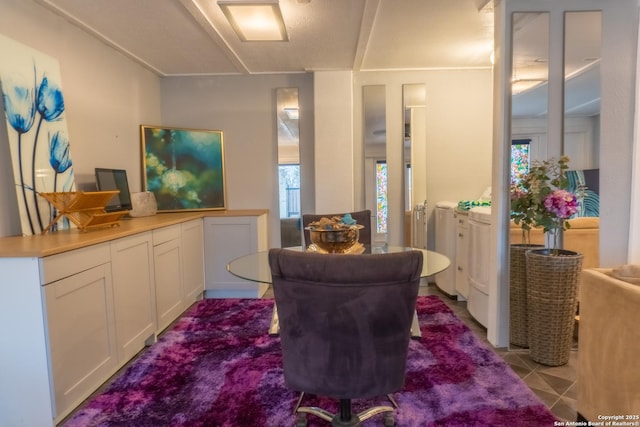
xmin=314 ymin=71 xmax=355 ymax=214
xmin=512 ymin=115 xmax=600 ymax=169
xmin=160 ymin=73 xmax=314 ymax=248
xmin=0 ymin=0 xmax=162 ymax=237
xmin=353 ymin=69 xmax=494 ymax=248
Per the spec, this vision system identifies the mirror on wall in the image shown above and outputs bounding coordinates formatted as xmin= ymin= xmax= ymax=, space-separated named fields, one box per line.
xmin=509 ymin=11 xmax=550 ymax=350
xmin=510 ymin=12 xmax=549 ymax=172
xmin=508 ymin=10 xmax=602 ymax=349
xmin=276 ymin=87 xmax=301 ymax=247
xmin=363 ymin=85 xmax=387 ymax=243
xmin=563 ymin=11 xmax=601 ymax=219
xmin=402 ymin=84 xmax=426 ymax=248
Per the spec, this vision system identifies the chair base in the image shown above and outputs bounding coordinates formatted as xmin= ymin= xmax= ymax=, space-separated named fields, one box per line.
xmin=293 ymin=393 xmax=397 ymax=427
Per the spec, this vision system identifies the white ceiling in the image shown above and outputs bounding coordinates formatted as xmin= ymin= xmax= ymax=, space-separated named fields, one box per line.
xmin=33 ymin=0 xmax=600 ymax=119
xmin=34 ymin=0 xmax=495 ymax=76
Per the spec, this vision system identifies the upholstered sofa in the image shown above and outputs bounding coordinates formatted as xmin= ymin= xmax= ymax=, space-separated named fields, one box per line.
xmin=510 ymin=217 xmax=599 ymax=268
xmin=577 ymin=267 xmax=640 ymax=421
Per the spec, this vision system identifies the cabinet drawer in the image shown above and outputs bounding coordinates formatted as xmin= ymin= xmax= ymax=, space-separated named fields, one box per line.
xmin=39 ymin=243 xmax=111 ymax=285
xmin=153 ymin=224 xmax=181 ymax=246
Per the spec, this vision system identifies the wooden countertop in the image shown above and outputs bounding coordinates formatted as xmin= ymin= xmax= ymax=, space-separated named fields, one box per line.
xmin=0 ymin=210 xmax=268 ymax=258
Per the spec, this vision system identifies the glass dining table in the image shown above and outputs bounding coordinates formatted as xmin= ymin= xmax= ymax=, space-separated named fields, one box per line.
xmin=226 ymin=245 xmax=451 ymax=338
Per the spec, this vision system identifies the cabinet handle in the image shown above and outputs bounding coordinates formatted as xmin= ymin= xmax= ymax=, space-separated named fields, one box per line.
xmin=458 ymin=233 xmax=463 ymax=237
xmin=457 ymin=266 xmax=463 ymax=271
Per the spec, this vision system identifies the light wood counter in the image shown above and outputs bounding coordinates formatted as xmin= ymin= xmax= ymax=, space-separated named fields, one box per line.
xmin=0 ymin=209 xmax=268 ymax=258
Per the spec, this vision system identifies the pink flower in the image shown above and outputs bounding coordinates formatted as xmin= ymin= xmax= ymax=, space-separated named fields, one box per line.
xmin=544 ymin=189 xmax=578 ymax=219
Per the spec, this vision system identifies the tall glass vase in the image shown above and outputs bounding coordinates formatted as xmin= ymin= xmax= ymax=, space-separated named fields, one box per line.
xmin=526 ymin=248 xmax=583 ymax=366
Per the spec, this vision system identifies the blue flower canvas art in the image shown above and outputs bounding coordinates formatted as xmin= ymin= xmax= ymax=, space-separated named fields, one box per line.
xmin=141 ymin=126 xmax=226 ymax=211
xmin=0 ymin=34 xmax=75 ymax=235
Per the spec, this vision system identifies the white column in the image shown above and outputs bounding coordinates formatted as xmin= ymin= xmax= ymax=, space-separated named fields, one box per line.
xmin=629 ymin=19 xmax=640 ymax=264
xmin=313 ymin=70 xmax=354 ymax=213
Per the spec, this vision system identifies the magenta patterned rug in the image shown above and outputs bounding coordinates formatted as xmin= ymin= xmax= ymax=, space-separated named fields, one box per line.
xmin=63 ymin=296 xmax=557 ymax=427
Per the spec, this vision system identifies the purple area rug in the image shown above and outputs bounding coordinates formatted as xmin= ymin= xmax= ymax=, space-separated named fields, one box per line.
xmin=63 ymin=296 xmax=557 ymax=426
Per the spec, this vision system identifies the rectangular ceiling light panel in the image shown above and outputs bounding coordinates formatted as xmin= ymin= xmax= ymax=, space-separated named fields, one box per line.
xmin=218 ymin=1 xmax=288 ymax=41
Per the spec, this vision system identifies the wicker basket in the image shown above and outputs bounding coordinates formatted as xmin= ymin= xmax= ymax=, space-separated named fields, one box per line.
xmin=526 ymin=249 xmax=583 ymax=366
xmin=509 ymin=244 xmax=544 ymax=348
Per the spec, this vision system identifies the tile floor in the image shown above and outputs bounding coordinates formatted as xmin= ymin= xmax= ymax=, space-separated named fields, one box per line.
xmin=417 ymin=282 xmax=578 ymax=422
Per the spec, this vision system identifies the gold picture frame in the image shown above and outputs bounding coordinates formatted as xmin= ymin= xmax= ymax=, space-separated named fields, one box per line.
xmin=141 ymin=125 xmax=226 ymax=211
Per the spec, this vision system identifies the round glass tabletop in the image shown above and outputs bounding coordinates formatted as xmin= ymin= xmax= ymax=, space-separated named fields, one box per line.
xmin=227 ymin=246 xmax=451 ymax=284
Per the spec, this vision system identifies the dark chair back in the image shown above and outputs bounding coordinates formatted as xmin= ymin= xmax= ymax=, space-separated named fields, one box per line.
xmin=268 ymin=248 xmax=423 ymax=399
xmin=302 ymin=209 xmax=372 ymax=247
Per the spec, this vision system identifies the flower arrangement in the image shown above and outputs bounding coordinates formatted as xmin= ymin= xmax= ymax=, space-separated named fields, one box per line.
xmin=510 ymin=156 xmax=580 ymax=252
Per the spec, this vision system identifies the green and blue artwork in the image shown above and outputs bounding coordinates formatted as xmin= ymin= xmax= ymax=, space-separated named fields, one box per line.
xmin=141 ymin=126 xmax=226 ymax=211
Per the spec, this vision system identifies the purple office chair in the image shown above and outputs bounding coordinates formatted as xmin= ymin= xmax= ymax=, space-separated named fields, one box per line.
xmin=268 ymin=248 xmax=423 ymax=427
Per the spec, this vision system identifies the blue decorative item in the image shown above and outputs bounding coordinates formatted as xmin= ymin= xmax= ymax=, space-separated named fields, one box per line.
xmin=341 ymin=213 xmax=356 ymax=225
xmin=0 ymin=34 xmax=76 ymax=235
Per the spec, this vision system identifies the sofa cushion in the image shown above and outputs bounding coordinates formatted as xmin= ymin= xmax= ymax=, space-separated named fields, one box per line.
xmin=566 ymin=217 xmax=599 ymax=229
xmin=611 ymin=264 xmax=640 ymax=285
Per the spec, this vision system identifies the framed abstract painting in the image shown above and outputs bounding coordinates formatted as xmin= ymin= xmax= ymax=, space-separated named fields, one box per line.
xmin=140 ymin=125 xmax=226 ymax=211
xmin=0 ymin=34 xmax=76 ymax=235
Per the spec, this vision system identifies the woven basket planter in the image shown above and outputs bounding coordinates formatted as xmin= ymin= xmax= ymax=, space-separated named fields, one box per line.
xmin=526 ymin=249 xmax=583 ymax=366
xmin=509 ymin=244 xmax=544 ymax=348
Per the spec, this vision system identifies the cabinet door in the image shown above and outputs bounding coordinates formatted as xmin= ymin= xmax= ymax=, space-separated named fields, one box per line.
xmin=204 ymin=215 xmax=268 ymax=298
xmin=110 ymin=233 xmax=156 ymax=362
xmin=182 ymin=219 xmax=204 ymax=307
xmin=154 ymin=237 xmax=183 ymax=333
xmin=455 ymin=215 xmax=470 ymax=298
xmin=44 ymin=263 xmax=117 ymax=419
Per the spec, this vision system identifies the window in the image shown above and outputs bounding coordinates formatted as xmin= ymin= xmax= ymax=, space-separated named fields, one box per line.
xmin=278 ymin=164 xmax=300 ymax=219
xmin=511 ymin=139 xmax=531 ymax=185
xmin=376 ymin=161 xmax=387 ymax=233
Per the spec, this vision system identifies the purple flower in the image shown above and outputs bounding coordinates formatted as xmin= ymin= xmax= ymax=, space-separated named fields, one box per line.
xmin=544 ymin=189 xmax=578 ymax=219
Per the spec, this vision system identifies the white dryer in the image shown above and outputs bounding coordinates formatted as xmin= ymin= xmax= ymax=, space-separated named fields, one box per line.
xmin=467 ymin=206 xmax=493 ymax=328
xmin=434 ymin=201 xmax=458 ymax=296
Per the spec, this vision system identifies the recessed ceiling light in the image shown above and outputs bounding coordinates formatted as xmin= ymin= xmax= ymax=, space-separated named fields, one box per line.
xmin=218 ymin=0 xmax=288 ymax=42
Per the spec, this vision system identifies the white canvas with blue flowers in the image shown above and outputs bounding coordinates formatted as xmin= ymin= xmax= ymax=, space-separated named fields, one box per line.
xmin=0 ymin=34 xmax=75 ymax=235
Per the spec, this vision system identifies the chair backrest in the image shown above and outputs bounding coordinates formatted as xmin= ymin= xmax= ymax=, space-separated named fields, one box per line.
xmin=302 ymin=209 xmax=372 ymax=247
xmin=268 ymin=248 xmax=423 ymax=399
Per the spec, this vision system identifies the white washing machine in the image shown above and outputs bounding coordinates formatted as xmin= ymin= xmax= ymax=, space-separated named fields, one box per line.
xmin=467 ymin=206 xmax=493 ymax=328
xmin=434 ymin=201 xmax=458 ymax=296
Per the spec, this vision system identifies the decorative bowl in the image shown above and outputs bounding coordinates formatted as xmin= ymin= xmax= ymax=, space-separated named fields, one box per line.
xmin=305 ymin=225 xmax=364 ymax=253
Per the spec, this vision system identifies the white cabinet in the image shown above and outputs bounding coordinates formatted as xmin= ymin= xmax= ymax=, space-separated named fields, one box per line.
xmin=204 ymin=214 xmax=269 ymax=298
xmin=110 ymin=232 xmax=156 ymax=361
xmin=467 ymin=206 xmax=492 ymax=328
xmin=434 ymin=202 xmax=458 ymax=296
xmin=454 ymin=210 xmax=470 ymax=300
xmin=153 ymin=225 xmax=184 ymax=333
xmin=181 ymin=219 xmax=205 ymax=306
xmin=41 ymin=246 xmax=117 ymax=421
xmin=0 ymin=211 xmax=260 ymax=426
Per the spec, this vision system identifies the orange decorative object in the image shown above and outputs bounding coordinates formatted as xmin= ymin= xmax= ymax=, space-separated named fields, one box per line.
xmin=39 ymin=191 xmax=128 ymax=233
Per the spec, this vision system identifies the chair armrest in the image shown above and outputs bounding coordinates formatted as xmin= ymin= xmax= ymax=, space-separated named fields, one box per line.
xmin=577 ymin=268 xmax=640 ymax=420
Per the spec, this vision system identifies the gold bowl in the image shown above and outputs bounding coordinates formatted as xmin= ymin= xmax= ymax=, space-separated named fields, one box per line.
xmin=305 ymin=225 xmax=364 ymax=253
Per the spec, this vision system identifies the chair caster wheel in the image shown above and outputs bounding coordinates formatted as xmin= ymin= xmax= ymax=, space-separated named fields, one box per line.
xmin=383 ymin=413 xmax=396 ymax=427
xmin=295 ymin=412 xmax=307 ymax=427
